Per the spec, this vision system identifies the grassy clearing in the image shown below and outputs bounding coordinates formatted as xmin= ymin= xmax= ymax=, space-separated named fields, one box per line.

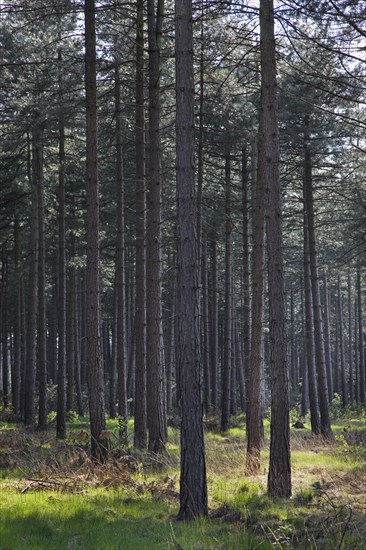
xmin=0 ymin=415 xmax=365 ymax=549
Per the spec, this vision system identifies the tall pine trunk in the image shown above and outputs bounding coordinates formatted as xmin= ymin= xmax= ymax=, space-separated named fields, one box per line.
xmin=24 ymin=129 xmax=39 ymax=426
xmin=85 ymin=0 xmax=108 ymax=462
xmin=57 ymin=48 xmax=67 ymax=439
xmin=146 ymin=0 xmax=166 ymax=454
xmin=115 ymin=63 xmax=128 ymax=445
xmin=133 ymin=0 xmax=147 ymax=450
xmin=221 ymin=152 xmax=233 ymax=432
xmin=259 ymin=0 xmax=291 ymax=498
xmin=12 ymin=218 xmax=21 ymax=417
xmin=303 ymin=116 xmax=332 ymax=439
xmin=176 ymin=0 xmax=207 ymax=519
xmin=37 ymin=134 xmax=47 ymax=429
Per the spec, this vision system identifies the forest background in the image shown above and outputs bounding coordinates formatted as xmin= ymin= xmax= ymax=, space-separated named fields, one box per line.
xmin=0 ymin=0 xmax=365 ymax=545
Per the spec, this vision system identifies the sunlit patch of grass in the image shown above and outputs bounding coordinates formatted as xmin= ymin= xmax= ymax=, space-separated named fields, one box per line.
xmin=1 ymin=414 xmax=365 ymax=549
xmin=0 ymin=485 xmax=271 ymax=549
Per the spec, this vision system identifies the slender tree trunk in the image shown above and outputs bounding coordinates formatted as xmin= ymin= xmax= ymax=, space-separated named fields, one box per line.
xmin=133 ymin=0 xmax=147 ymax=450
xmin=74 ymin=270 xmax=84 ymax=417
xmin=176 ymin=0 xmax=207 ymax=519
xmin=258 ymin=0 xmax=291 ymax=498
xmin=357 ymin=270 xmax=365 ymax=406
xmin=323 ymin=274 xmax=333 ymax=402
xmin=24 ymin=129 xmax=39 ymax=426
xmin=289 ymin=291 xmax=296 ymax=388
xmin=37 ymin=134 xmax=47 ymax=429
xmin=1 ymin=252 xmax=9 ymax=408
xmin=354 ymin=296 xmax=360 ymax=403
xmin=221 ymin=153 xmax=233 ymax=432
xmin=85 ymin=0 xmax=108 ymax=462
xmin=246 ymin=93 xmax=266 ymax=475
xmin=209 ymin=239 xmax=218 ymax=411
xmin=337 ymin=275 xmax=348 ymax=408
xmin=235 ymin=312 xmax=246 ymax=413
xmin=303 ymin=193 xmax=320 ymax=434
xmin=13 ymin=218 xmax=21 ymax=417
xmin=348 ymin=270 xmax=353 ymax=403
xmin=300 ymin=290 xmax=309 ymax=418
xmin=66 ymin=262 xmax=76 ymax=412
xmin=57 ymin=47 xmax=67 ymax=439
xmin=304 ymin=116 xmax=332 ymax=438
xmin=202 ymin=239 xmax=211 ymax=415
xmin=242 ymin=147 xmax=251 ymax=422
xmin=146 ymin=0 xmax=166 ymax=454
xmin=114 ymin=63 xmax=128 ymax=445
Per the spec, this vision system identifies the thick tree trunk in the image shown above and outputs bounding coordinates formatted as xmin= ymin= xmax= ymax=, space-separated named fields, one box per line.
xmin=259 ymin=0 xmax=291 ymax=498
xmin=85 ymin=0 xmax=108 ymax=462
xmin=175 ymin=0 xmax=207 ymax=520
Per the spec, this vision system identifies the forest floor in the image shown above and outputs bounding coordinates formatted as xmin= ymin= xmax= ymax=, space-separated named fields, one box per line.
xmin=0 ymin=412 xmax=365 ymax=549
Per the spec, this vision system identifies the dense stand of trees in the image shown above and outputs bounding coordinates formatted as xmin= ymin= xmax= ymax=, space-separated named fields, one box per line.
xmin=0 ymin=0 xmax=365 ymax=515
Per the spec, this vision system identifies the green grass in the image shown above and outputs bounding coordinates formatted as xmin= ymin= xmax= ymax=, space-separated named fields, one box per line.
xmin=1 ymin=414 xmax=365 ymax=549
xmin=0 ymin=487 xmax=270 ymax=550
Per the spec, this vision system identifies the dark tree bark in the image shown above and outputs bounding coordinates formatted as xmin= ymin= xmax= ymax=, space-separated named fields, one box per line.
xmin=12 ymin=218 xmax=21 ymax=417
xmin=66 ymin=261 xmax=76 ymax=412
xmin=74 ymin=270 xmax=84 ymax=417
xmin=348 ymin=270 xmax=353 ymax=403
xmin=24 ymin=129 xmax=39 ymax=426
xmin=85 ymin=0 xmax=108 ymax=462
xmin=323 ymin=274 xmax=333 ymax=402
xmin=221 ymin=152 xmax=233 ymax=433
xmin=175 ymin=0 xmax=207 ymax=520
xmin=246 ymin=79 xmax=266 ymax=476
xmin=146 ymin=0 xmax=166 ymax=454
xmin=300 ymin=290 xmax=309 ymax=418
xmin=304 ymin=116 xmax=332 ymax=439
xmin=133 ymin=0 xmax=147 ymax=450
xmin=209 ymin=238 xmax=219 ymax=411
xmin=290 ymin=291 xmax=296 ymax=388
xmin=1 ymin=251 xmax=9 ymax=408
xmin=241 ymin=147 xmax=251 ymax=421
xmin=354 ymin=296 xmax=360 ymax=403
xmin=57 ymin=47 xmax=67 ymax=439
xmin=115 ymin=63 xmax=128 ymax=445
xmin=258 ymin=0 xmax=291 ymax=498
xmin=357 ymin=270 xmax=365 ymax=406
xmin=37 ymin=133 xmax=47 ymax=429
xmin=303 ymin=195 xmax=320 ymax=435
xmin=337 ymin=275 xmax=348 ymax=407
xmin=202 ymin=239 xmax=211 ymax=415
